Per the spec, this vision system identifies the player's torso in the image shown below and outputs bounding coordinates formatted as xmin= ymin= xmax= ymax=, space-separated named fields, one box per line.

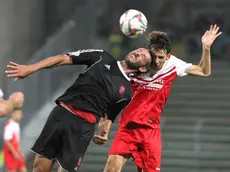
xmin=84 ymin=60 xmax=132 ymax=104
xmin=120 ymin=56 xmax=180 ymax=128
xmin=59 ymin=60 xmax=132 ymax=117
xmin=4 ymin=120 xmax=20 ymax=151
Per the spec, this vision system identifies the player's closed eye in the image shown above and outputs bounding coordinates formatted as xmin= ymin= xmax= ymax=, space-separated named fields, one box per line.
xmin=157 ymin=56 xmax=165 ymax=59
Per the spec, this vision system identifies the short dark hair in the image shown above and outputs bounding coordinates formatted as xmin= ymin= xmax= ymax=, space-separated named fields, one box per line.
xmin=148 ymin=31 xmax=171 ymax=54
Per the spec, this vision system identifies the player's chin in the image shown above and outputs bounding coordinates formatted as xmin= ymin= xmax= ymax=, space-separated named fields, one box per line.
xmin=156 ymin=65 xmax=162 ymax=71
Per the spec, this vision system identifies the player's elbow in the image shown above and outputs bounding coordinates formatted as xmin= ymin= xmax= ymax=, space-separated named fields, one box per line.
xmin=46 ymin=55 xmax=72 ymax=68
xmin=204 ymin=72 xmax=211 ymax=77
xmin=57 ymin=55 xmax=73 ymax=65
xmin=202 ymin=70 xmax=211 ymax=77
xmin=200 ymin=66 xmax=211 ymax=77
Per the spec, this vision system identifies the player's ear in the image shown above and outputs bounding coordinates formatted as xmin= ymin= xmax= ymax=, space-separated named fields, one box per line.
xmin=139 ymin=67 xmax=147 ymax=73
xmin=167 ymin=53 xmax=170 ymax=59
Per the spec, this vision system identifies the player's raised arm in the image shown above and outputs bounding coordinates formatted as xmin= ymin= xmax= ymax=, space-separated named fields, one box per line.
xmin=6 ymin=55 xmax=72 ymax=80
xmin=185 ymin=24 xmax=222 ymax=76
xmin=6 ymin=49 xmax=104 ymax=80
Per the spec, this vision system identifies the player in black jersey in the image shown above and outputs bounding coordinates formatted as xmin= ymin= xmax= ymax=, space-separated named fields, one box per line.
xmin=6 ymin=48 xmax=155 ymax=172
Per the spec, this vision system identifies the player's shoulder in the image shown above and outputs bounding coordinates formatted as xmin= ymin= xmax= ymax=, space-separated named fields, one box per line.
xmin=4 ymin=120 xmax=12 ymax=129
xmin=129 ymin=73 xmax=153 ymax=84
xmin=68 ymin=49 xmax=113 ymax=57
xmin=167 ymin=54 xmax=187 ymax=66
xmin=5 ymin=120 xmax=18 ymax=127
xmin=168 ymin=54 xmax=181 ymax=63
xmin=78 ymin=49 xmax=115 ymax=63
xmin=67 ymin=49 xmax=103 ymax=55
xmin=98 ymin=50 xmax=116 ymax=65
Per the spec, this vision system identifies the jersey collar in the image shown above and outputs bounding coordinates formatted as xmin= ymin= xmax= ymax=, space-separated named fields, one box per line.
xmin=117 ymin=61 xmax=131 ymax=81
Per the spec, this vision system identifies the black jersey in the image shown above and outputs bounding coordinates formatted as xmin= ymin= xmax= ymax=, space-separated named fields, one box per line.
xmin=56 ymin=49 xmax=132 ymax=122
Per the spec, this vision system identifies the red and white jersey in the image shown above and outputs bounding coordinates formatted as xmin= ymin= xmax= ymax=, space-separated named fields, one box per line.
xmin=119 ymin=55 xmax=192 ymax=128
xmin=3 ymin=120 xmax=21 ymax=153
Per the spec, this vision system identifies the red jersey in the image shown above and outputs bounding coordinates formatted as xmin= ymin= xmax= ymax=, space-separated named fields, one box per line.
xmin=3 ymin=120 xmax=21 ymax=154
xmin=119 ymin=55 xmax=192 ymax=128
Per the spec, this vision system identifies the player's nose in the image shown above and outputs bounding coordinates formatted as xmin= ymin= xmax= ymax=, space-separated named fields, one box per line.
xmin=155 ymin=58 xmax=160 ymax=64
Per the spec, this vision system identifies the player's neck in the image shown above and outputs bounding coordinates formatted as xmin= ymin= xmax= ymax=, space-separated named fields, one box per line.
xmin=10 ymin=118 xmax=19 ymax=123
xmin=119 ymin=61 xmax=138 ymax=74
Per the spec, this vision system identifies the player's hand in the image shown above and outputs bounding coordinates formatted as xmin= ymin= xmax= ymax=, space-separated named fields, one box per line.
xmin=93 ymin=116 xmax=112 ymax=145
xmin=13 ymin=152 xmax=21 ymax=160
xmin=5 ymin=62 xmax=34 ymax=81
xmin=93 ymin=135 xmax=108 ymax=145
xmin=9 ymin=92 xmax=24 ymax=109
xmin=202 ymin=24 xmax=222 ymax=49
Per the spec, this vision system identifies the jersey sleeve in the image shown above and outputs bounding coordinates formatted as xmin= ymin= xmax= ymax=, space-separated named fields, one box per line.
xmin=3 ymin=124 xmax=13 ymax=141
xmin=174 ymin=57 xmax=192 ymax=77
xmin=66 ymin=49 xmax=114 ymax=66
xmin=107 ymin=100 xmax=130 ymax=122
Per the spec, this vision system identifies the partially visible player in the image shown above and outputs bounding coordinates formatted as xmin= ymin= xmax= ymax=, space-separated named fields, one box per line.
xmin=93 ymin=25 xmax=222 ymax=172
xmin=6 ymin=48 xmax=155 ymax=172
xmin=3 ymin=92 xmax=27 ymax=172
xmin=0 ymin=91 xmax=24 ymax=117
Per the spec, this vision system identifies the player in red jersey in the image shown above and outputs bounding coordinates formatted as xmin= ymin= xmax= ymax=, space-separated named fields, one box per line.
xmin=93 ymin=25 xmax=222 ymax=172
xmin=3 ymin=92 xmax=27 ymax=172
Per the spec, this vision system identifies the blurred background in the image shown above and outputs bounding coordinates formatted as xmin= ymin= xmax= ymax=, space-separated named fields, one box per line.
xmin=0 ymin=0 xmax=230 ymax=171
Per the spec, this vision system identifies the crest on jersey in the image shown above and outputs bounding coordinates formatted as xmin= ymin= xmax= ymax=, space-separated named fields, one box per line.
xmin=119 ymin=85 xmax=125 ymax=94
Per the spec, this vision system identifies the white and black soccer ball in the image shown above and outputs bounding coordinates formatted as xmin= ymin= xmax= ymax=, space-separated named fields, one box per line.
xmin=119 ymin=9 xmax=148 ymax=38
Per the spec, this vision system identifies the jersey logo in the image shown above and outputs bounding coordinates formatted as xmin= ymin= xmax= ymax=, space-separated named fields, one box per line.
xmin=104 ymin=64 xmax=111 ymax=70
xmin=119 ymin=85 xmax=125 ymax=94
xmin=137 ymin=78 xmax=165 ymax=91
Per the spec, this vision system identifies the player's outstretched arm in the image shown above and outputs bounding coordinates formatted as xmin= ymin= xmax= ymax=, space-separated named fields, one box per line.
xmin=185 ymin=24 xmax=222 ymax=76
xmin=6 ymin=55 xmax=72 ymax=80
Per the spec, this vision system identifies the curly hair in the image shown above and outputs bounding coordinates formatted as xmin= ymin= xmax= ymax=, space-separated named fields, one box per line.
xmin=148 ymin=31 xmax=171 ymax=54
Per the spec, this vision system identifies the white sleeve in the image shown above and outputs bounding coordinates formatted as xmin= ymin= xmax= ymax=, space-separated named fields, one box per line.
xmin=3 ymin=124 xmax=13 ymax=141
xmin=175 ymin=58 xmax=192 ymax=77
xmin=0 ymin=89 xmax=3 ymax=99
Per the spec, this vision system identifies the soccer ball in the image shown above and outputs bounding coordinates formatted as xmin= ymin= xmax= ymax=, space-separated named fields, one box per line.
xmin=119 ymin=9 xmax=148 ymax=38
